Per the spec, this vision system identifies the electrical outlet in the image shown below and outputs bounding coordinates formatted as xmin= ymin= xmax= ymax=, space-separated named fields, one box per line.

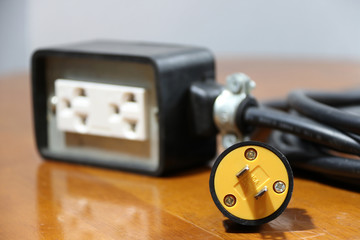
xmin=55 ymin=79 xmax=147 ymax=141
xmin=31 ymin=40 xmax=217 ymax=175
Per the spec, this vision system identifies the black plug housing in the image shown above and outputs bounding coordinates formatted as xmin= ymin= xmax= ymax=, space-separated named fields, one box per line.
xmin=189 ymin=81 xmax=223 ymax=137
xmin=32 ymin=40 xmax=217 ymax=175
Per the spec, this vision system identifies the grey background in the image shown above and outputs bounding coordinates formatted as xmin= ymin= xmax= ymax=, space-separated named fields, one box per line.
xmin=1 ymin=0 xmax=360 ymax=75
xmin=0 ymin=0 xmax=28 ymax=74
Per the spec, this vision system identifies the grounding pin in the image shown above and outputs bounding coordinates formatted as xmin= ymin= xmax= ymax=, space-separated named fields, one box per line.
xmin=236 ymin=165 xmax=249 ymax=178
xmin=254 ymin=186 xmax=268 ymax=200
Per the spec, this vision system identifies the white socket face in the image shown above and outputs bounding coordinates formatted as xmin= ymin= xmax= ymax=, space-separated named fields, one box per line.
xmin=55 ymin=79 xmax=148 ymax=141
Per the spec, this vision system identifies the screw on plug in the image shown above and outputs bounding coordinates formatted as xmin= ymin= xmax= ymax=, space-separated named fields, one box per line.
xmin=245 ymin=148 xmax=257 ymax=161
xmin=273 ymin=181 xmax=286 ymax=193
xmin=224 ymin=194 xmax=236 ymax=207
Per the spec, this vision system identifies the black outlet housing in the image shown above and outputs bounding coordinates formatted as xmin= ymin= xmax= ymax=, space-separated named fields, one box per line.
xmin=32 ymin=40 xmax=217 ymax=175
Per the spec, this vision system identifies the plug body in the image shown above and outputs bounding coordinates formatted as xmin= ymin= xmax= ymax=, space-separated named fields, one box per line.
xmin=32 ymin=40 xmax=217 ymax=175
xmin=209 ymin=141 xmax=293 ymax=225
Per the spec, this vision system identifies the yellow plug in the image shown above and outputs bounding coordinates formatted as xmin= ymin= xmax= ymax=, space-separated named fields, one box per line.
xmin=209 ymin=141 xmax=293 ymax=226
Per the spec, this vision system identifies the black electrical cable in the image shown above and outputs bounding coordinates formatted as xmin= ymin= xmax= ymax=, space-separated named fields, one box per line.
xmin=239 ymin=89 xmax=360 ymax=186
xmin=288 ymin=90 xmax=360 ymax=134
xmin=244 ymin=107 xmax=360 ymax=155
xmin=268 ymin=131 xmax=360 ymax=180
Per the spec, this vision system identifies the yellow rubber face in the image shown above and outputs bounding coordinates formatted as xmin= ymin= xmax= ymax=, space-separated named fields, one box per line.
xmin=214 ymin=144 xmax=290 ymax=220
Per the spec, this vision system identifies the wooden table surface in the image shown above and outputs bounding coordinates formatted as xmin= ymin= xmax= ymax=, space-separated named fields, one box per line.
xmin=1 ymin=59 xmax=360 ymax=240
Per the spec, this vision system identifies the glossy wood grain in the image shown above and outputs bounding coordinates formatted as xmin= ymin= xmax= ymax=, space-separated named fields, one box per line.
xmin=1 ymin=59 xmax=360 ymax=240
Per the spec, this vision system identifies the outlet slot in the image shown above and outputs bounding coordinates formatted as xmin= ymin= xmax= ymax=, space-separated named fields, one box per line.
xmin=76 ymin=88 xmax=86 ymax=97
xmin=125 ymin=92 xmax=136 ymax=102
xmin=77 ymin=113 xmax=88 ymax=125
xmin=63 ymin=98 xmax=71 ymax=108
xmin=128 ymin=120 xmax=137 ymax=132
xmin=110 ymin=103 xmax=120 ymax=115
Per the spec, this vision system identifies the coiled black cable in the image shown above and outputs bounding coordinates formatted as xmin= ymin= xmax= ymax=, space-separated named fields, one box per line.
xmin=241 ymin=89 xmax=360 ymax=186
xmin=288 ymin=90 xmax=360 ymax=134
xmin=244 ymin=107 xmax=360 ymax=155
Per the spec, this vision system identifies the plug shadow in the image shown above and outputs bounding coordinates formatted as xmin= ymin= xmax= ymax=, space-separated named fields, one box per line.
xmin=223 ymin=208 xmax=314 ymax=239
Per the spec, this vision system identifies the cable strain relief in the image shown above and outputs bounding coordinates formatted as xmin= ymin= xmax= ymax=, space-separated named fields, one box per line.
xmin=189 ymin=80 xmax=224 ymax=137
xmin=235 ymin=96 xmax=258 ymax=135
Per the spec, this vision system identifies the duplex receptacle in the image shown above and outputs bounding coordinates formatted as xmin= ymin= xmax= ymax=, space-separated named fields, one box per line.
xmin=32 ymin=40 xmax=217 ymax=175
xmin=55 ymin=79 xmax=147 ymax=141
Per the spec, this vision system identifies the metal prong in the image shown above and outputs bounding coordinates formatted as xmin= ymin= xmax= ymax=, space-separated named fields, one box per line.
xmin=236 ymin=165 xmax=249 ymax=178
xmin=254 ymin=186 xmax=268 ymax=200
